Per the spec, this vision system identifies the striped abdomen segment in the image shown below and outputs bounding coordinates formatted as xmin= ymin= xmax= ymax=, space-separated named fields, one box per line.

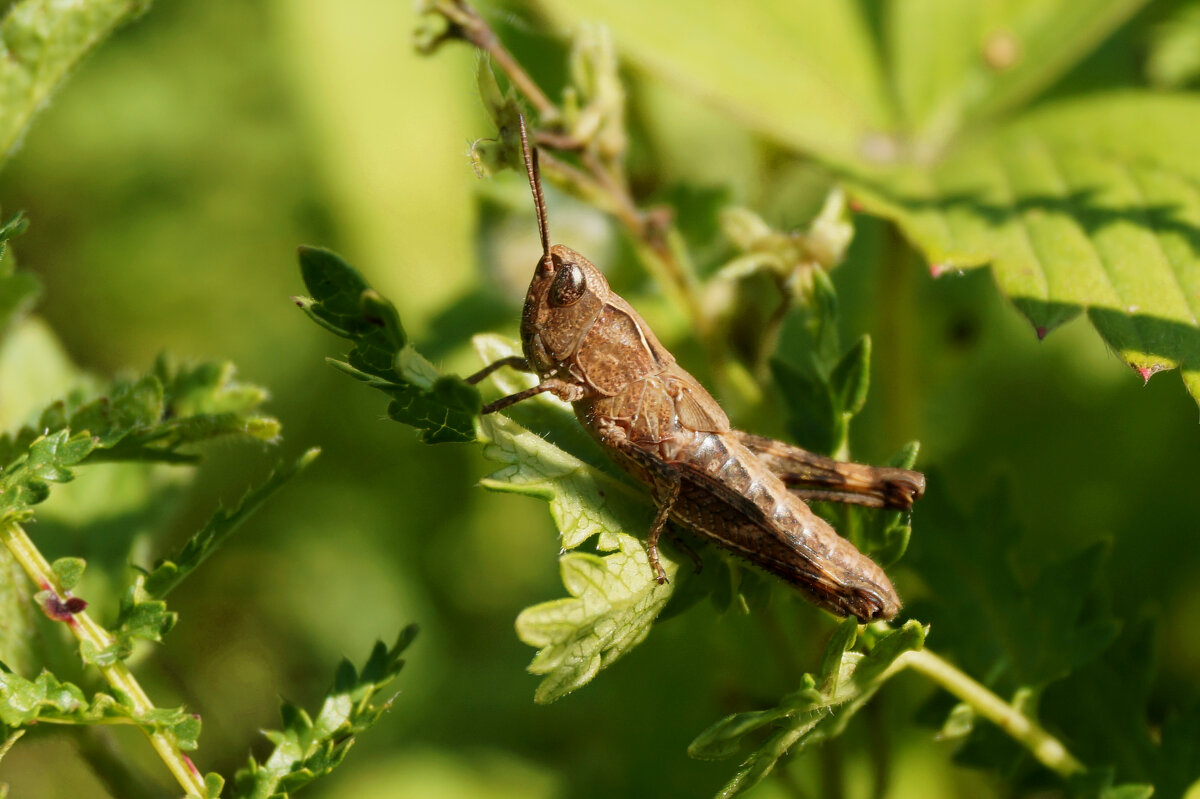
xmin=658 ymin=430 xmax=901 ymax=621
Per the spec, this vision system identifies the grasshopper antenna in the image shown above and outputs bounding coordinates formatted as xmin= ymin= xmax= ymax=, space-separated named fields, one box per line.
xmin=518 ymin=115 xmax=551 ymax=270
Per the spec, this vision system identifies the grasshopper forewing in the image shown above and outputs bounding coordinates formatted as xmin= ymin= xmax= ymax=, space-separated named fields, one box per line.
xmin=466 ymin=117 xmax=925 ymax=622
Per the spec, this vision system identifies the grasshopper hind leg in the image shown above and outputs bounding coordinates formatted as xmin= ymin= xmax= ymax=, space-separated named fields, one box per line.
xmin=734 ymin=431 xmax=925 ymax=511
xmin=645 ymin=476 xmax=680 ymax=584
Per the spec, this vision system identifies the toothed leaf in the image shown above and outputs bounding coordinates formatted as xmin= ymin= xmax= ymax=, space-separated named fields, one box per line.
xmin=473 ymin=335 xmax=679 ymax=703
xmin=297 ymin=247 xmax=479 ymax=443
xmin=689 ymin=621 xmax=925 ymax=796
xmin=143 ymin=449 xmax=320 ymax=598
xmin=0 ymin=667 xmax=200 ymax=748
xmin=231 ymin=625 xmax=418 ymax=799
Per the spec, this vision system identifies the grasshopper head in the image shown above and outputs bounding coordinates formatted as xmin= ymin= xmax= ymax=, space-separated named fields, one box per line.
xmin=520 ymin=244 xmax=608 ymax=375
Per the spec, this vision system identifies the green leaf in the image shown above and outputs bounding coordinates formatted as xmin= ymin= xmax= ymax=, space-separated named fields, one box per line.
xmin=0 ymin=667 xmax=199 ymax=747
xmin=848 ymin=93 xmax=1200 ymax=409
xmin=0 ymin=213 xmax=37 ymax=335
xmin=829 ymin=334 xmax=870 ymax=418
xmin=0 ymin=0 xmax=152 ymax=165
xmin=143 ymin=448 xmax=320 ymax=598
xmin=689 ymin=621 xmax=925 ymax=797
xmin=536 ymin=3 xmax=1200 ymax=409
xmin=769 ymin=358 xmax=838 ymax=456
xmin=49 ymin=557 xmax=84 ymax=591
xmin=0 ymin=358 xmax=279 ymax=522
xmin=1041 ymin=619 xmax=1200 ymax=798
xmin=516 ymin=537 xmax=675 ymax=704
xmin=204 ymin=774 xmax=226 ymax=799
xmin=297 ymin=246 xmax=479 ymax=443
xmin=231 ymin=625 xmax=418 ymax=799
xmin=906 ymin=480 xmax=1119 ymax=694
xmin=81 ymin=575 xmax=178 ymax=666
xmin=0 ymin=728 xmax=22 ymax=765
xmin=539 ymin=0 xmax=1144 ymax=168
xmin=473 ymin=335 xmax=678 ymax=702
xmin=539 ymin=0 xmax=891 ymax=166
xmin=1146 ymin=1 xmax=1200 ymax=89
xmin=885 ymin=0 xmax=1148 ymax=146
xmin=0 ymin=429 xmax=96 ymax=522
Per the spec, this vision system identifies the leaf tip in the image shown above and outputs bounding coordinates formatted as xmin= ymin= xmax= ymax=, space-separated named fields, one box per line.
xmin=1133 ymin=363 xmax=1167 ymax=384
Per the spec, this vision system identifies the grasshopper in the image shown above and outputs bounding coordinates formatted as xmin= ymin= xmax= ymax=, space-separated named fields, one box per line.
xmin=467 ymin=118 xmax=925 ymax=622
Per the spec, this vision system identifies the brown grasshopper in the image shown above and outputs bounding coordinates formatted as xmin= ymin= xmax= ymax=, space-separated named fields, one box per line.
xmin=467 ymin=118 xmax=925 ymax=622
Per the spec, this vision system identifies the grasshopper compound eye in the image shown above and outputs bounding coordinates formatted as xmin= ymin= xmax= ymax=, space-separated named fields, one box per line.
xmin=549 ymin=261 xmax=586 ymax=307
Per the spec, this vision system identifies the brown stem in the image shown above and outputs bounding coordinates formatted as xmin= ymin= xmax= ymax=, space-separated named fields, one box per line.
xmin=422 ymin=0 xmax=709 ymax=342
xmin=426 ymin=1 xmax=555 ymax=117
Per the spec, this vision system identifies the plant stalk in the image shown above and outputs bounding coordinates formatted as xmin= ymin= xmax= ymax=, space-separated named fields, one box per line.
xmin=0 ymin=521 xmax=206 ymax=798
xmin=901 ymin=648 xmax=1085 ymax=777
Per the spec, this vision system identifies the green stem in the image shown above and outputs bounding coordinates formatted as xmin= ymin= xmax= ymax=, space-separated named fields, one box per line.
xmin=901 ymin=648 xmax=1085 ymax=778
xmin=0 ymin=521 xmax=206 ymax=798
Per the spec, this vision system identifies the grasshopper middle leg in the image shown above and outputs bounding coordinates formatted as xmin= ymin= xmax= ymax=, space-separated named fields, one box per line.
xmin=645 ymin=475 xmax=681 ymax=585
xmin=467 ymin=357 xmax=586 ymax=415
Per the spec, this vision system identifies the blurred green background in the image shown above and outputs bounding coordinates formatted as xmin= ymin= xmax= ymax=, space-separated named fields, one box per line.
xmin=1 ymin=1 xmax=1199 ymax=797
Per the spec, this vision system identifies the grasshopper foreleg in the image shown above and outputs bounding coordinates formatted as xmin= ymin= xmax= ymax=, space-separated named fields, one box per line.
xmin=479 ymin=378 xmax=585 ymax=415
xmin=468 ymin=357 xmax=586 ymax=414
xmin=465 ymin=356 xmax=531 ymax=385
